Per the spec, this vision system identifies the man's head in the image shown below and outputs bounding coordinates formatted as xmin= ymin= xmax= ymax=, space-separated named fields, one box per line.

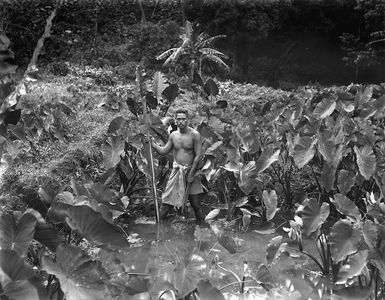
xmin=174 ymin=108 xmax=189 ymax=130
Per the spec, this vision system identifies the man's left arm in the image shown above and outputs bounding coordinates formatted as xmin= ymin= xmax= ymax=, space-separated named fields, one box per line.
xmin=187 ymin=131 xmax=203 ymax=183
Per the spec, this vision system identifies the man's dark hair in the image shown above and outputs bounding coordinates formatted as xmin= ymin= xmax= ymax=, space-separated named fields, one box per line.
xmin=174 ymin=108 xmax=189 ymax=117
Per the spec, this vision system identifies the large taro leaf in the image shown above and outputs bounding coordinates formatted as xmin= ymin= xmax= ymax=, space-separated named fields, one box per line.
xmin=239 ymin=126 xmax=260 ymax=155
xmin=354 ymin=85 xmax=372 ymax=107
xmin=162 ymin=83 xmax=178 ymax=103
xmin=244 ymin=261 xmax=275 ymax=287
xmin=107 ymin=116 xmax=125 ymax=134
xmin=0 ymin=249 xmax=35 ymax=281
xmin=52 ymin=204 xmax=129 ymax=250
xmin=320 ymin=162 xmax=336 ymax=192
xmin=370 ymin=247 xmax=385 ymax=281
xmin=203 ymin=79 xmax=219 ymax=96
xmin=2 ymin=277 xmax=47 ymax=300
xmin=255 ymin=148 xmax=280 ymax=173
xmin=196 ymin=279 xmax=225 ymax=300
xmin=362 ymin=220 xmax=377 ymax=249
xmin=0 ymin=212 xmax=37 ymax=257
xmin=292 ymin=136 xmax=317 ymax=169
xmin=337 ymin=169 xmax=355 ymax=194
xmin=25 ymin=208 xmax=62 ymax=252
xmin=300 ymin=198 xmax=330 ymax=237
xmin=266 ymin=236 xmax=283 ymax=265
xmin=331 ymin=193 xmax=360 ymax=221
xmin=101 ymin=136 xmax=125 ymax=169
xmin=329 ymin=219 xmax=362 ymax=263
xmin=331 ymin=286 xmax=371 ymax=300
xmin=336 ymin=250 xmax=368 ymax=284
xmin=172 ymin=254 xmax=206 ymax=297
xmin=313 ymin=96 xmax=336 ymax=120
xmin=238 ymin=161 xmax=258 ymax=195
xmin=153 ymin=71 xmax=168 ymax=101
xmin=42 ymin=245 xmax=108 ymax=300
xmin=0 ymin=250 xmax=47 ymax=300
xmin=354 ymin=145 xmax=376 ymax=180
xmin=262 ymin=190 xmax=278 ymax=221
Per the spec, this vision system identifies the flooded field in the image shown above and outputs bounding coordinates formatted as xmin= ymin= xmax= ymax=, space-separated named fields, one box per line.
xmin=113 ymin=217 xmax=328 ymax=300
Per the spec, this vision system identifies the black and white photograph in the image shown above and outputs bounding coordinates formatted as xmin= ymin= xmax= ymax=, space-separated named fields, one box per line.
xmin=0 ymin=0 xmax=385 ymax=299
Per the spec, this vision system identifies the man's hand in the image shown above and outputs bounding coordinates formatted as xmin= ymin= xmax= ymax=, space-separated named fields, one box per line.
xmin=143 ymin=134 xmax=153 ymax=144
xmin=186 ymin=171 xmax=195 ymax=183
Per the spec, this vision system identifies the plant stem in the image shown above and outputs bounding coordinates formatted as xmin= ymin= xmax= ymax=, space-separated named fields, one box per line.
xmin=216 ymin=264 xmax=242 ymax=290
xmin=219 ymin=280 xmax=255 ymax=291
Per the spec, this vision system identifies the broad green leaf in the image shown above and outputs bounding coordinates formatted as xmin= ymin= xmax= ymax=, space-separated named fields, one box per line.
xmin=336 ymin=250 xmax=368 ymax=284
xmin=337 ymin=169 xmax=355 ymax=194
xmin=172 ymin=254 xmax=206 ymax=297
xmin=245 ymin=261 xmax=275 ymax=286
xmin=107 ymin=116 xmax=125 ymax=134
xmin=313 ymin=97 xmax=336 ymax=120
xmin=255 ymin=148 xmax=280 ymax=173
xmin=0 ymin=249 xmax=35 ymax=281
xmin=101 ymin=136 xmax=125 ymax=169
xmin=292 ymin=136 xmax=317 ymax=169
xmin=354 ymin=145 xmax=376 ymax=180
xmin=262 ymin=190 xmax=278 ymax=221
xmin=2 ymin=278 xmax=45 ymax=300
xmin=205 ymin=208 xmax=220 ymax=221
xmin=71 ymin=178 xmax=92 ymax=198
xmin=266 ymin=236 xmax=283 ymax=265
xmin=42 ymin=245 xmax=108 ymax=300
xmin=239 ymin=126 xmax=260 ymax=154
xmin=253 ymin=221 xmax=275 ymax=235
xmin=331 ymin=194 xmax=360 ymax=221
xmin=0 ymin=213 xmax=37 ymax=257
xmin=320 ymin=163 xmax=336 ymax=192
xmin=161 ymin=83 xmax=178 ymax=102
xmin=238 ymin=161 xmax=258 ymax=195
xmin=329 ymin=219 xmax=362 ymax=262
xmin=301 ymin=198 xmax=330 ymax=237
xmin=362 ymin=220 xmax=377 ymax=249
xmin=218 ymin=234 xmax=238 ymax=253
xmin=331 ymin=286 xmax=371 ymax=300
xmin=64 ymin=205 xmax=130 ymax=250
xmin=25 ymin=208 xmax=62 ymax=252
xmin=203 ymin=79 xmax=219 ymax=96
xmin=234 ymin=196 xmax=249 ymax=208
xmin=374 ymin=94 xmax=385 ymax=118
xmin=196 ymin=279 xmax=225 ymax=300
xmin=153 ymin=71 xmax=168 ymax=101
xmin=370 ymin=248 xmax=385 ymax=281
xmin=49 ymin=203 xmax=129 ymax=250
xmin=354 ymin=86 xmax=372 ymax=107
xmin=145 ymin=92 xmax=158 ymax=109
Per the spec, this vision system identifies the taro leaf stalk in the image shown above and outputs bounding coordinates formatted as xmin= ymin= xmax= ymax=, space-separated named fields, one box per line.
xmin=136 ymin=65 xmax=160 ymax=223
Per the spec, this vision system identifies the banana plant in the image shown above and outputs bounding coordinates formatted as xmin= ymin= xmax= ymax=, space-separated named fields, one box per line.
xmin=156 ymin=20 xmax=229 ymax=85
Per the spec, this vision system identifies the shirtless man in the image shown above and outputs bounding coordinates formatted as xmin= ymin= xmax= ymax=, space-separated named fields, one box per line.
xmin=146 ymin=108 xmax=204 ymax=221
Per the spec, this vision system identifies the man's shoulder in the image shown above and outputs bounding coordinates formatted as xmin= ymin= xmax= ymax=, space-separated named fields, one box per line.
xmin=189 ymin=127 xmax=200 ymax=136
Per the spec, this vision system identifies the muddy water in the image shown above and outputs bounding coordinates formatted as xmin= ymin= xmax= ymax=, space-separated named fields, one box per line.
xmin=119 ymin=218 xmax=327 ymax=299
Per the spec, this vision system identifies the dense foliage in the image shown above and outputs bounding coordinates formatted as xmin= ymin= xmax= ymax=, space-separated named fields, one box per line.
xmin=1 ymin=1 xmax=385 ymax=299
xmin=2 ymin=0 xmax=385 ymax=85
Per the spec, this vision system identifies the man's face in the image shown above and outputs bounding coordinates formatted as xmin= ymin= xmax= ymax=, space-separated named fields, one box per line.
xmin=176 ymin=113 xmax=188 ymax=129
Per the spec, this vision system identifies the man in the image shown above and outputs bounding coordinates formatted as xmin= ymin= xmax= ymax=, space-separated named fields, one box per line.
xmin=146 ymin=108 xmax=204 ymax=222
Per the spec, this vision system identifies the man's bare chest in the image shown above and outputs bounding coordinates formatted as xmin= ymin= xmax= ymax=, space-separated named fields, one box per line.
xmin=173 ymin=134 xmax=194 ymax=150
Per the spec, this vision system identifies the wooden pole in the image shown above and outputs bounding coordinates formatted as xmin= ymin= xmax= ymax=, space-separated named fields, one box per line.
xmin=136 ymin=65 xmax=160 ymax=223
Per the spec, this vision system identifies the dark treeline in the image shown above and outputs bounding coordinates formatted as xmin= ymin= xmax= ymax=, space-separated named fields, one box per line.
xmin=1 ymin=0 xmax=384 ymax=86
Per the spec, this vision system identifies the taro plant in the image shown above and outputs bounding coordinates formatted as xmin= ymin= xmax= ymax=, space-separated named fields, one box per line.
xmin=281 ymin=192 xmax=385 ymax=299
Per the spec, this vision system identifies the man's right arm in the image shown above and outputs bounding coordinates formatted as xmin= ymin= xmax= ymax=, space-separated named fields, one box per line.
xmin=151 ymin=134 xmax=173 ymax=155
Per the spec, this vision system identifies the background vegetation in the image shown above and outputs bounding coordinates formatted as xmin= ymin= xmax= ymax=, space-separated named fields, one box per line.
xmin=1 ymin=0 xmax=384 ymax=87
